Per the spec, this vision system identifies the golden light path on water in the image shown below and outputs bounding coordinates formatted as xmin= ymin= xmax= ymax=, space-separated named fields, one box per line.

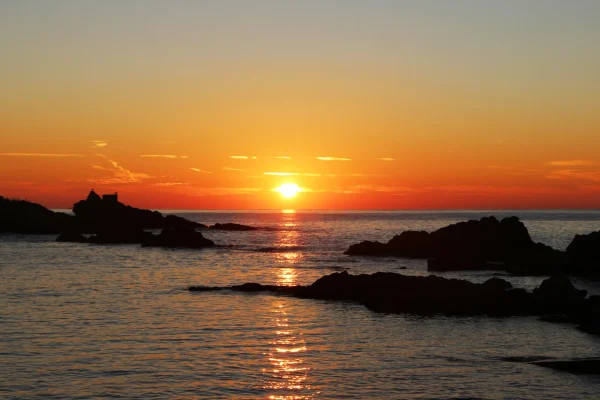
xmin=263 ymin=210 xmax=316 ymax=399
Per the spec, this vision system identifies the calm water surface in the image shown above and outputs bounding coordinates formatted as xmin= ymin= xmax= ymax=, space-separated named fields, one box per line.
xmin=2 ymin=211 xmax=600 ymax=399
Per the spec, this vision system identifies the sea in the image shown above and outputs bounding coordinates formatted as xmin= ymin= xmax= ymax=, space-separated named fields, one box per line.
xmin=2 ymin=210 xmax=600 ymax=399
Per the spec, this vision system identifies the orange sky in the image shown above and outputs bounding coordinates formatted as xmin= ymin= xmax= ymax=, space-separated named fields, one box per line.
xmin=1 ymin=1 xmax=599 ymax=210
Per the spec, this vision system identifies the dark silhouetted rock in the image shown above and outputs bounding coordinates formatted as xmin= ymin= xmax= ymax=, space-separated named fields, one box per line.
xmin=532 ymin=358 xmax=600 ymax=374
xmin=533 ymin=274 xmax=587 ymax=314
xmin=56 ymin=231 xmax=88 ymax=243
xmin=190 ymin=272 xmax=600 ymax=334
xmin=211 ymin=223 xmax=258 ymax=231
xmin=88 ymin=229 xmax=153 ymax=245
xmin=566 ymin=231 xmax=600 ymax=278
xmin=142 ymin=228 xmax=215 ymax=249
xmin=427 ymin=258 xmax=506 ymax=272
xmin=0 ymin=196 xmax=72 ymax=234
xmin=345 ymin=216 xmax=567 ymax=276
xmin=344 ymin=240 xmax=390 ymax=256
xmin=72 ymin=190 xmax=203 ymax=233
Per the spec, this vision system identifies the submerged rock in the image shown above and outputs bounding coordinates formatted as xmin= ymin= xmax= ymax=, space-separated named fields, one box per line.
xmin=142 ymin=228 xmax=215 ymax=249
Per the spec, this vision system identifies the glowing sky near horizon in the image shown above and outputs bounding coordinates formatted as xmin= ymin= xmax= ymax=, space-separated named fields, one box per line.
xmin=1 ymin=1 xmax=599 ymax=209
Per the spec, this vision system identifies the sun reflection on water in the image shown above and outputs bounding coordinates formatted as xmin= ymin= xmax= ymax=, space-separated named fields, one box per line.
xmin=263 ymin=300 xmax=314 ymax=399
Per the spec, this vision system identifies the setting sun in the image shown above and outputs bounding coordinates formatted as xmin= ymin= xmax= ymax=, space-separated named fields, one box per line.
xmin=275 ymin=183 xmax=301 ymax=198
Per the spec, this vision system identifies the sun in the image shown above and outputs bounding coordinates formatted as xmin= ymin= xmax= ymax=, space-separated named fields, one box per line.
xmin=275 ymin=183 xmax=301 ymax=198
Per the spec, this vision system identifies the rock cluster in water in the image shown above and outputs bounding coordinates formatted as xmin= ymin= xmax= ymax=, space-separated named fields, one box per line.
xmin=345 ymin=216 xmax=600 ymax=278
xmin=190 ymin=271 xmax=600 ymax=335
xmin=1 ymin=190 xmax=259 ymax=249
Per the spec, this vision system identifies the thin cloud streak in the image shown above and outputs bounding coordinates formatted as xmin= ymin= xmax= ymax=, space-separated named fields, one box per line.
xmin=0 ymin=153 xmax=84 ymax=157
xmin=317 ymin=156 xmax=352 ymax=161
xmin=263 ymin=172 xmax=299 ymax=176
xmin=190 ymin=168 xmax=212 ymax=174
xmin=275 ymin=156 xmax=291 ymax=160
xmin=377 ymin=157 xmax=394 ymax=161
xmin=222 ymin=167 xmax=246 ymax=172
xmin=549 ymin=160 xmax=596 ymax=167
xmin=91 ymin=140 xmax=107 ymax=148
xmin=546 ymin=169 xmax=600 ymax=182
xmin=140 ymin=155 xmax=187 ymax=159
xmin=90 ymin=155 xmax=151 ymax=184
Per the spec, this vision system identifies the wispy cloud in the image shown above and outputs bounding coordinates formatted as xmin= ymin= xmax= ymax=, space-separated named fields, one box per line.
xmin=229 ymin=155 xmax=249 ymax=160
xmin=549 ymin=160 xmax=596 ymax=167
xmin=154 ymin=182 xmax=187 ymax=187
xmin=172 ymin=186 xmax=262 ymax=196
xmin=91 ymin=140 xmax=107 ymax=148
xmin=140 ymin=154 xmax=187 ymax=159
xmin=546 ymin=169 xmax=600 ymax=182
xmin=275 ymin=156 xmax=291 ymax=160
xmin=303 ymin=173 xmax=321 ymax=177
xmin=377 ymin=157 xmax=394 ymax=161
xmin=317 ymin=156 xmax=352 ymax=161
xmin=0 ymin=153 xmax=84 ymax=157
xmin=263 ymin=172 xmax=299 ymax=176
xmin=90 ymin=155 xmax=151 ymax=184
xmin=190 ymin=168 xmax=212 ymax=174
xmin=222 ymin=167 xmax=246 ymax=172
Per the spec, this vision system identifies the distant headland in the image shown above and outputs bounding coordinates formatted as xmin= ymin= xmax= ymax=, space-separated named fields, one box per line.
xmin=1 ymin=190 xmax=258 ymax=248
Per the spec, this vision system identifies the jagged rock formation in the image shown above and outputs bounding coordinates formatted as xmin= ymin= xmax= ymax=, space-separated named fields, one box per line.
xmin=190 ymin=272 xmax=600 ymax=339
xmin=345 ymin=216 xmax=566 ymax=275
xmin=142 ymin=228 xmax=215 ymax=249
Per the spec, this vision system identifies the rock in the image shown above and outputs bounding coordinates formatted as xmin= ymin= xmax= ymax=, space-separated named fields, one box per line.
xmin=532 ymin=358 xmax=600 ymax=374
xmin=88 ymin=229 xmax=153 ymax=244
xmin=56 ymin=231 xmax=88 ymax=243
xmin=345 ymin=216 xmax=567 ymax=276
xmin=189 ymin=271 xmax=600 ymax=336
xmin=0 ymin=196 xmax=72 ymax=234
xmin=566 ymin=231 xmax=600 ymax=278
xmin=72 ymin=190 xmax=205 ymax=233
xmin=427 ymin=258 xmax=506 ymax=272
xmin=385 ymin=231 xmax=432 ymax=257
xmin=142 ymin=228 xmax=215 ymax=249
xmin=164 ymin=214 xmax=207 ymax=230
xmin=211 ymin=223 xmax=258 ymax=231
xmin=344 ymin=240 xmax=390 ymax=256
xmin=533 ymin=274 xmax=587 ymax=314
xmin=188 ymin=286 xmax=224 ymax=292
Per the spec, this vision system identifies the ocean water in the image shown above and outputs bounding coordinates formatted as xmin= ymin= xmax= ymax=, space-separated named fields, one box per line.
xmin=2 ymin=210 xmax=600 ymax=399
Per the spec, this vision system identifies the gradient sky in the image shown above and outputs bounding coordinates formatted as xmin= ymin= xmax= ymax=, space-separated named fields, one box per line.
xmin=1 ymin=0 xmax=599 ymax=209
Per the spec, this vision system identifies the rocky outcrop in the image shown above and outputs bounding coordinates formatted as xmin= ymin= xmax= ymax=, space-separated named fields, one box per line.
xmin=88 ymin=229 xmax=153 ymax=244
xmin=0 ymin=196 xmax=72 ymax=234
xmin=531 ymin=358 xmax=600 ymax=374
xmin=142 ymin=228 xmax=215 ymax=249
xmin=56 ymin=230 xmax=88 ymax=243
xmin=345 ymin=216 xmax=566 ymax=275
xmin=210 ymin=223 xmax=257 ymax=231
xmin=71 ymin=190 xmax=203 ymax=233
xmin=566 ymin=231 xmax=600 ymax=278
xmin=190 ymin=272 xmax=600 ymax=337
